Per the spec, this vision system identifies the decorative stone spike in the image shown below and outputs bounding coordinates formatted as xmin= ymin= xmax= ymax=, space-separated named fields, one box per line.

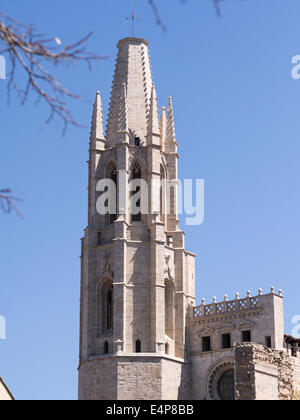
xmin=166 ymin=96 xmax=176 ymax=144
xmin=147 ymin=85 xmax=160 ymax=137
xmin=278 ymin=289 xmax=283 ymax=296
xmin=224 ymin=295 xmax=228 ymax=302
xmin=270 ymin=286 xmax=275 ymax=294
xmin=235 ymin=292 xmax=240 ymax=300
xmin=247 ymin=291 xmax=251 ymax=298
xmin=90 ymin=90 xmax=105 ymax=142
xmin=160 ymin=106 xmax=167 ymax=148
xmin=201 ymin=298 xmax=206 ymax=306
xmin=258 ymin=288 xmax=263 ymax=296
xmin=212 ymin=297 xmax=217 ymax=304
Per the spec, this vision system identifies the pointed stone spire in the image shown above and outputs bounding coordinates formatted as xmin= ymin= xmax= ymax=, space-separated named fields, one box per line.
xmin=147 ymin=85 xmax=160 ymax=138
xmin=166 ymin=96 xmax=176 ymax=144
xmin=90 ymin=91 xmax=105 ymax=144
xmin=106 ymin=38 xmax=153 ymax=146
xmin=160 ymin=106 xmax=167 ymax=148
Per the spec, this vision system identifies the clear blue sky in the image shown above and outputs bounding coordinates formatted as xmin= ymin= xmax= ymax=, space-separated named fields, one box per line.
xmin=0 ymin=0 xmax=300 ymax=400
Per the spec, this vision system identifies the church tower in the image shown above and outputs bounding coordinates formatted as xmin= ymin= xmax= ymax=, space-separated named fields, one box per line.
xmin=78 ymin=38 xmax=196 ymax=400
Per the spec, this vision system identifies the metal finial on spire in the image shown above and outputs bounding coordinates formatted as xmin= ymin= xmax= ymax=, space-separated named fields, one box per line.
xmin=132 ymin=0 xmax=135 ymax=37
xmin=126 ymin=0 xmax=136 ymax=37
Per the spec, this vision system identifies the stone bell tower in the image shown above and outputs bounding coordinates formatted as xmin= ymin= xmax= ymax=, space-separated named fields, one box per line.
xmin=78 ymin=38 xmax=196 ymax=400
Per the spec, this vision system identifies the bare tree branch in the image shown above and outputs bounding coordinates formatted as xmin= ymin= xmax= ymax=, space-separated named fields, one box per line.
xmin=148 ymin=0 xmax=167 ymax=32
xmin=213 ymin=0 xmax=225 ymax=17
xmin=0 ymin=189 xmax=23 ymax=219
xmin=0 ymin=11 xmax=104 ymax=134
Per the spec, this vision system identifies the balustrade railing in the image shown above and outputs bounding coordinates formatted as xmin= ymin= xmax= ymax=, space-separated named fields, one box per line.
xmin=192 ymin=288 xmax=283 ymax=319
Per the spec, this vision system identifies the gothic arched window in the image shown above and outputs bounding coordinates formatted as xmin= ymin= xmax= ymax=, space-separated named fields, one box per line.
xmin=131 ymin=162 xmax=142 ymax=223
xmin=105 ymin=164 xmax=118 ymax=226
xmin=165 ymin=278 xmax=174 ymax=340
xmin=97 ymin=279 xmax=113 ymax=336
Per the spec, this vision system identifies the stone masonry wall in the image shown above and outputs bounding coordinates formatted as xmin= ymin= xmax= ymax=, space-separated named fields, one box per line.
xmin=78 ymin=358 xmax=118 ymax=400
xmin=235 ymin=343 xmax=298 ymax=400
xmin=79 ymin=355 xmax=189 ymax=400
xmin=291 ymin=357 xmax=300 ymax=398
xmin=161 ymin=358 xmax=191 ymax=400
xmin=117 ymin=358 xmax=162 ymax=400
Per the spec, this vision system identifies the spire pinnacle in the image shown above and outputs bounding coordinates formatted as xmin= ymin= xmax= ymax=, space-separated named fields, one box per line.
xmin=166 ymin=96 xmax=176 ymax=144
xmin=160 ymin=106 xmax=167 ymax=148
xmin=90 ymin=90 xmax=105 ymax=142
xmin=106 ymin=38 xmax=153 ymax=146
xmin=147 ymin=85 xmax=160 ymax=137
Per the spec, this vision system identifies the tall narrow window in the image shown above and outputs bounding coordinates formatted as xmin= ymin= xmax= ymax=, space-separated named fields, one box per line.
xmin=131 ymin=163 xmax=142 ymax=222
xmin=97 ymin=279 xmax=113 ymax=336
xmin=202 ymin=336 xmax=211 ymax=352
xmin=104 ymin=341 xmax=109 ymax=355
xmin=136 ymin=340 xmax=142 ymax=353
xmin=107 ymin=289 xmax=113 ymax=330
xmin=165 ymin=181 xmax=177 ymax=218
xmin=165 ymin=279 xmax=174 ymax=340
xmin=108 ymin=165 xmax=117 ymax=225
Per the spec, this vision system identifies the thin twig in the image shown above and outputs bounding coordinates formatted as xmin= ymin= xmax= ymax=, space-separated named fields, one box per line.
xmin=0 ymin=189 xmax=23 ymax=219
xmin=213 ymin=0 xmax=224 ymax=17
xmin=0 ymin=11 xmax=105 ymax=134
xmin=148 ymin=0 xmax=167 ymax=32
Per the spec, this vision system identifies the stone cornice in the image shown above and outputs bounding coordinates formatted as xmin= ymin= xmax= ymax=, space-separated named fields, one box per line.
xmin=78 ymin=352 xmax=188 ymax=371
xmin=190 ymin=308 xmax=263 ymax=327
xmin=117 ymin=37 xmax=149 ymax=48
